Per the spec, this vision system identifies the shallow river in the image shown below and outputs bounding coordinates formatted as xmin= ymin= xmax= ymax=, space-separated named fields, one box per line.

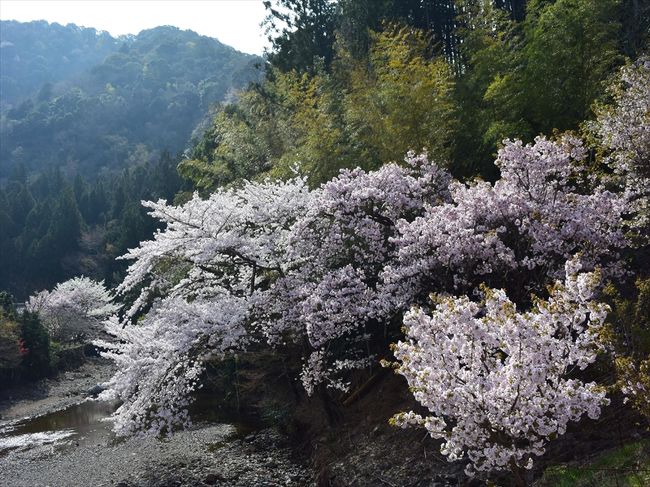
xmin=0 ymin=399 xmax=119 ymax=456
xmin=0 ymin=397 xmax=312 ymax=486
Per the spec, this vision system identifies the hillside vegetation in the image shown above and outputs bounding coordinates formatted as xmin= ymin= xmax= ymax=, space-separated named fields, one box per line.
xmin=0 ymin=22 xmax=261 ymax=179
xmin=0 ymin=22 xmax=261 ymax=297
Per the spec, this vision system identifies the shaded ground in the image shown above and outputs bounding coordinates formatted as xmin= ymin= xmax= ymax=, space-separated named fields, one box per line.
xmin=2 ymin=356 xmax=648 ymax=487
xmin=302 ymin=372 xmax=468 ymax=487
xmin=298 ymin=370 xmax=650 ymax=487
xmin=0 ymin=423 xmax=312 ymax=487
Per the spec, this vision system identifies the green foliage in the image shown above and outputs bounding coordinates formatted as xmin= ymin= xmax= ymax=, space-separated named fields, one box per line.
xmin=605 ymin=279 xmax=650 ymax=356
xmin=603 ymin=278 xmax=650 ymax=420
xmin=0 ymin=317 xmax=22 ymax=370
xmin=343 ymin=25 xmax=457 ymax=168
xmin=189 ymin=0 xmax=634 ymax=191
xmin=538 ymin=441 xmax=650 ymax=487
xmin=0 ymin=291 xmax=52 ymax=386
xmin=0 ymin=20 xmax=118 ymax=110
xmin=453 ymin=1 xmax=527 ymax=177
xmin=0 ymin=294 xmax=22 ymax=372
xmin=184 ymin=25 xmax=459 ymax=190
xmin=179 ymin=91 xmax=282 ymax=192
xmin=452 ymin=0 xmax=625 ymax=178
xmin=0 ymin=151 xmax=185 ymax=299
xmin=263 ymin=0 xmax=339 ymax=73
xmin=619 ymin=0 xmax=650 ymax=57
xmin=337 ymin=0 xmax=469 ymax=63
xmin=522 ymin=0 xmax=622 ymax=133
xmin=268 ymin=65 xmax=353 ymax=183
xmin=19 ymin=310 xmax=52 ymax=379
xmin=0 ymin=23 xmax=261 ymax=180
xmin=0 ymin=291 xmax=17 ymax=317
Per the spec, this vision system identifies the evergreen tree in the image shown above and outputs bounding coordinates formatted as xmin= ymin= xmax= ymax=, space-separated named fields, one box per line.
xmin=523 ymin=0 xmax=621 ymax=133
xmin=18 ymin=311 xmax=51 ymax=379
xmin=264 ymin=0 xmax=339 ymax=73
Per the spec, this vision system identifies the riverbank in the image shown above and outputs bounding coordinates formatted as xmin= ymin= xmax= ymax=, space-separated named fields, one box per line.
xmin=0 ymin=359 xmax=314 ymax=487
xmin=0 ymin=357 xmax=114 ymax=422
xmin=0 ymin=422 xmax=313 ymax=487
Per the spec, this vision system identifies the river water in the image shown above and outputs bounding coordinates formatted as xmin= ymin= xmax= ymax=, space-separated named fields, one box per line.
xmin=0 ymin=399 xmax=119 ymax=457
xmin=0 ymin=397 xmax=313 ymax=486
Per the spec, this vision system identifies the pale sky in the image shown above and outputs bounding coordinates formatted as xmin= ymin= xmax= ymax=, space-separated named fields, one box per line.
xmin=0 ymin=0 xmax=270 ymax=55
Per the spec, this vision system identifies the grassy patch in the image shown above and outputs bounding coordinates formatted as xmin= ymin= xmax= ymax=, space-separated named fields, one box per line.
xmin=537 ymin=440 xmax=650 ymax=486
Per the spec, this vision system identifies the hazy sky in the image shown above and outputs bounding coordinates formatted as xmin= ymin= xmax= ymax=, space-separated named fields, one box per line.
xmin=0 ymin=0 xmax=270 ymax=54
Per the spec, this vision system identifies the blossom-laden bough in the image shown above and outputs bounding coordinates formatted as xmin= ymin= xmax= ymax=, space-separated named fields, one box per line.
xmin=391 ymin=261 xmax=609 ymax=476
xmin=98 ymin=155 xmax=453 ymax=431
xmin=381 ymin=135 xmax=627 ymax=312
xmin=588 ymin=58 xmax=649 ymax=229
xmin=99 ymin=134 xmax=627 ymax=441
xmin=97 ymin=177 xmax=314 ymax=436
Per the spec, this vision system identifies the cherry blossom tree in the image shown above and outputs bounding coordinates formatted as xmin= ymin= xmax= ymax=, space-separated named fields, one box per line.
xmin=97 ymin=293 xmax=247 ymax=436
xmin=589 ymin=58 xmax=650 ymax=417
xmin=391 ymin=261 xmax=610 ymax=477
xmin=381 ymin=135 xmax=627 ymax=311
xmin=98 ymin=176 xmax=315 ymax=435
xmin=99 ymin=136 xmax=629 ymax=440
xmin=82 ymin=54 xmax=650 ymax=487
xmin=99 ymin=155 xmax=452 ymax=433
xmin=27 ymin=276 xmax=118 ymax=342
xmin=262 ymin=153 xmax=452 ymax=393
xmin=589 ymin=57 xmax=650 ymax=230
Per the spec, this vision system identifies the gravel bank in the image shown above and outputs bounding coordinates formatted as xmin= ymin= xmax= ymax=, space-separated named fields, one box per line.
xmin=0 ymin=424 xmax=313 ymax=487
xmin=0 ymin=359 xmax=314 ymax=486
xmin=0 ymin=357 xmax=115 ymax=422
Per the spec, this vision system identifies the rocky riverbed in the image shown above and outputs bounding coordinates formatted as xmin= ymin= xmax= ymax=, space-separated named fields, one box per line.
xmin=0 ymin=359 xmax=314 ymax=487
xmin=0 ymin=358 xmax=115 ymax=423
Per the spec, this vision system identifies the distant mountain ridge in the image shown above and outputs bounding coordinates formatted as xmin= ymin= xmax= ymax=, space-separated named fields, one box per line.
xmin=0 ymin=20 xmax=263 ymax=179
xmin=1 ymin=20 xmax=120 ymax=109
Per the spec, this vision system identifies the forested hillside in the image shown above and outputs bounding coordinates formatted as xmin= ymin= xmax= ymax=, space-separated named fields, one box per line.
xmin=0 ymin=20 xmax=119 ymax=110
xmin=0 ymin=22 xmax=262 ymax=179
xmin=0 ymin=21 xmax=261 ymax=298
xmin=181 ymin=0 xmax=648 ymax=189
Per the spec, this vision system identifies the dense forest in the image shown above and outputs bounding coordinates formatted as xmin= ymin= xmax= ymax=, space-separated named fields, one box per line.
xmin=1 ymin=1 xmax=649 ymax=485
xmin=180 ymin=0 xmax=647 ymax=190
xmin=0 ymin=23 xmax=262 ymax=178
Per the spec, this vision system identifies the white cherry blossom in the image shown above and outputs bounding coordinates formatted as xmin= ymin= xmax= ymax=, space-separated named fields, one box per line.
xmin=27 ymin=276 xmax=118 ymax=342
xmin=391 ymin=261 xmax=610 ymax=475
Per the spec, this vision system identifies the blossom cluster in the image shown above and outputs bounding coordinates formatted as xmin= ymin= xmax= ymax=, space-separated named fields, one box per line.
xmin=27 ymin=276 xmax=118 ymax=342
xmin=99 ymin=177 xmax=313 ymax=435
xmin=96 ymin=293 xmax=247 ymax=436
xmin=391 ymin=261 xmax=610 ymax=475
xmin=101 ymin=155 xmax=452 ymax=431
xmin=270 ymin=154 xmax=452 ymax=391
xmin=381 ymin=135 xmax=627 ymax=312
xmin=590 ymin=58 xmax=649 ymax=210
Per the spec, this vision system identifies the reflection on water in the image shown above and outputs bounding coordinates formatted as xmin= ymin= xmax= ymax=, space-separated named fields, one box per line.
xmin=0 ymin=399 xmax=119 ymax=456
xmin=0 ymin=392 xmax=256 ymax=456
